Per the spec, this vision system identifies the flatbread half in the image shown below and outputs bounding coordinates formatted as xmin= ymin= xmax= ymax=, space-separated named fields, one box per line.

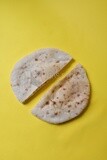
xmin=10 ymin=48 xmax=72 ymax=103
xmin=32 ymin=64 xmax=90 ymax=124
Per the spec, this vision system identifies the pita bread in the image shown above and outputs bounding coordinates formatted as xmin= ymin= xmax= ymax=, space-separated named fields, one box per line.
xmin=32 ymin=64 xmax=90 ymax=124
xmin=10 ymin=48 xmax=72 ymax=103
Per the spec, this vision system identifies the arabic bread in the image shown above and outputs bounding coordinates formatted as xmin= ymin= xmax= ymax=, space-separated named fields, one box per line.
xmin=10 ymin=48 xmax=72 ymax=102
xmin=32 ymin=64 xmax=90 ymax=124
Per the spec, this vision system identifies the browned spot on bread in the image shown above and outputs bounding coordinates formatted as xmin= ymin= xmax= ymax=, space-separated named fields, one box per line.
xmin=68 ymin=105 xmax=71 ymax=108
xmin=76 ymin=72 xmax=79 ymax=75
xmin=54 ymin=112 xmax=58 ymax=115
xmin=35 ymin=58 xmax=38 ymax=61
xmin=37 ymin=72 xmax=40 ymax=75
xmin=69 ymin=75 xmax=73 ymax=79
xmin=56 ymin=97 xmax=59 ymax=99
xmin=84 ymin=92 xmax=89 ymax=95
xmin=59 ymin=101 xmax=63 ymax=104
xmin=56 ymin=60 xmax=59 ymax=63
xmin=46 ymin=101 xmax=49 ymax=105
xmin=59 ymin=85 xmax=62 ymax=88
xmin=68 ymin=110 xmax=70 ymax=112
xmin=21 ymin=66 xmax=24 ymax=69
xmin=72 ymin=92 xmax=76 ymax=95
xmin=76 ymin=102 xmax=80 ymax=105
xmin=53 ymin=101 xmax=56 ymax=105
xmin=63 ymin=88 xmax=66 ymax=90
xmin=77 ymin=94 xmax=80 ymax=97
xmin=22 ymin=65 xmax=27 ymax=69
xmin=52 ymin=90 xmax=54 ymax=93
xmin=81 ymin=100 xmax=84 ymax=103
xmin=43 ymin=72 xmax=45 ymax=75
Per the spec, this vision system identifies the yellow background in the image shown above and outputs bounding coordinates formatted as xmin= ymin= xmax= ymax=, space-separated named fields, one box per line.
xmin=0 ymin=0 xmax=107 ymax=160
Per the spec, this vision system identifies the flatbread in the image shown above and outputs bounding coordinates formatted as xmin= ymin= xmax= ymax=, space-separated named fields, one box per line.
xmin=32 ymin=64 xmax=90 ymax=124
xmin=10 ymin=48 xmax=72 ymax=103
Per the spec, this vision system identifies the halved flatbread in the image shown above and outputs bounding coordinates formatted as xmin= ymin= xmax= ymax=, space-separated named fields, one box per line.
xmin=32 ymin=64 xmax=90 ymax=124
xmin=10 ymin=48 xmax=72 ymax=103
